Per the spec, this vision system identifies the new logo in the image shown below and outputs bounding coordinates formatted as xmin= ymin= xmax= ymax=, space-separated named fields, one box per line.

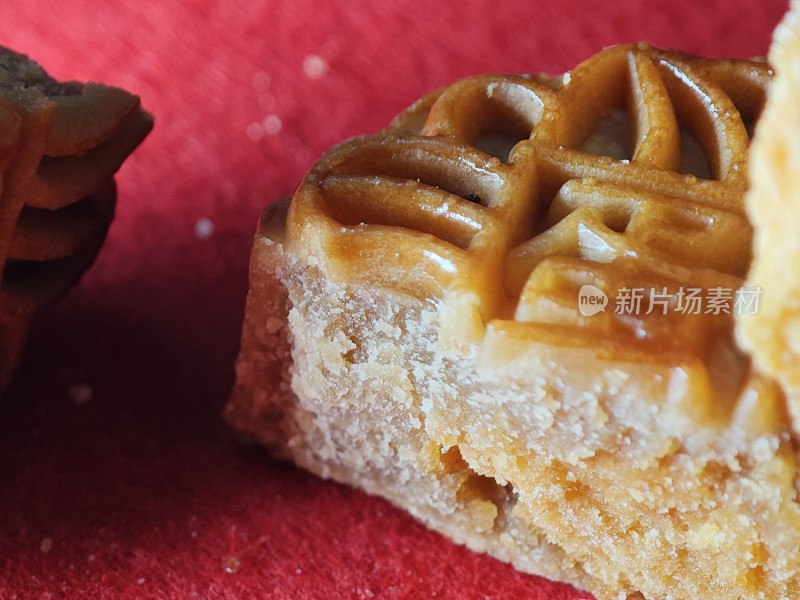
xmin=578 ymin=285 xmax=608 ymax=317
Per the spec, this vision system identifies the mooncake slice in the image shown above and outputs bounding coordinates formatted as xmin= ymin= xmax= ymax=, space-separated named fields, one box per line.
xmin=228 ymin=44 xmax=799 ymax=599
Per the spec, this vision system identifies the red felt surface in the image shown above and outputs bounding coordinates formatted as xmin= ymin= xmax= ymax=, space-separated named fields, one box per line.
xmin=0 ymin=1 xmax=787 ymax=598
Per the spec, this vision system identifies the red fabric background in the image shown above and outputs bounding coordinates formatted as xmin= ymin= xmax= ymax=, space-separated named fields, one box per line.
xmin=0 ymin=1 xmax=787 ymax=598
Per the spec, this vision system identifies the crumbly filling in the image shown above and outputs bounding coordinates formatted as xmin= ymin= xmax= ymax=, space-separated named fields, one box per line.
xmin=228 ymin=240 xmax=800 ymax=599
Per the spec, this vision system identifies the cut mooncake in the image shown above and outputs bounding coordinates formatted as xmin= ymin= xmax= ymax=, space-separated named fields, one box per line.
xmin=227 ymin=43 xmax=800 ymax=599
